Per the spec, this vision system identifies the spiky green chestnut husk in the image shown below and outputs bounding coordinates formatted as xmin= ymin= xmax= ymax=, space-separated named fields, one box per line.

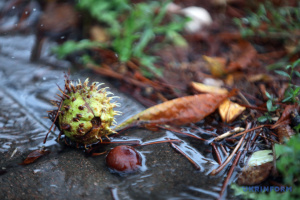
xmin=50 ymin=78 xmax=120 ymax=146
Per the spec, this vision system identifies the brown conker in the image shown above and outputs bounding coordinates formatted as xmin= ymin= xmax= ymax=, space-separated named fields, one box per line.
xmin=106 ymin=145 xmax=142 ymax=174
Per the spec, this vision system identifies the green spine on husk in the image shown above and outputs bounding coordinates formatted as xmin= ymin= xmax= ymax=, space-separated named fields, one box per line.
xmin=56 ymin=78 xmax=121 ymax=145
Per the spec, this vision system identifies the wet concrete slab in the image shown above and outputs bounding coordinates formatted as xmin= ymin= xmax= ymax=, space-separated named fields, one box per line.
xmin=0 ymin=34 xmax=237 ymax=200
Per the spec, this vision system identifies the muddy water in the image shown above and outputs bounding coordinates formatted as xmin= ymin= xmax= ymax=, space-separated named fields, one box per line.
xmin=0 ymin=34 xmax=236 ymax=200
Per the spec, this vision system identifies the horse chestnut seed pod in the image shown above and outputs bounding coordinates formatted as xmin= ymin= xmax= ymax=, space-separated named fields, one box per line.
xmin=106 ymin=145 xmax=142 ymax=174
xmin=47 ymin=78 xmax=121 ymax=146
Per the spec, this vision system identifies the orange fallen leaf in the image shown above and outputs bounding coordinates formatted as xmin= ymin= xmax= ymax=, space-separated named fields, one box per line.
xmin=190 ymin=82 xmax=228 ymax=95
xmin=203 ymin=40 xmax=257 ymax=77
xmin=20 ymin=149 xmax=50 ymax=165
xmin=116 ymin=92 xmax=234 ymax=130
xmin=219 ymin=99 xmax=246 ymax=123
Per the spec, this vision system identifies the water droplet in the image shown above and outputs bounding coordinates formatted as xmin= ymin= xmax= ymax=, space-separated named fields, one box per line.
xmin=60 ymin=36 xmax=65 ymax=39
xmin=43 ymin=77 xmax=47 ymax=81
xmin=33 ymin=8 xmax=36 ymax=11
xmin=25 ymin=11 xmax=28 ymax=15
xmin=40 ymin=24 xmax=43 ymax=27
xmin=12 ymin=6 xmax=15 ymax=9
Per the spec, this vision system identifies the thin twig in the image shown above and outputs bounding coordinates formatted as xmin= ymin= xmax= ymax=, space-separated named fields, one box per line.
xmin=170 ymin=142 xmax=201 ymax=170
xmin=99 ymin=140 xmax=141 ymax=145
xmin=157 ymin=125 xmax=206 ymax=141
xmin=44 ymin=101 xmax=63 ymax=143
xmin=138 ymin=139 xmax=181 ymax=146
xmin=87 ymin=63 xmax=164 ymax=91
xmin=214 ymin=127 xmax=245 ymax=141
xmin=239 ymin=104 xmax=268 ymax=112
xmin=231 ymin=125 xmax=270 ymax=138
xmin=220 ymin=144 xmax=228 ymax=157
xmin=191 ymin=125 xmax=219 ymax=137
xmin=238 ymin=91 xmax=251 ymax=106
xmin=238 ymin=136 xmax=253 ymax=166
xmin=211 ymin=143 xmax=222 ymax=165
xmin=259 ymin=133 xmax=279 ymax=144
xmin=211 ymin=123 xmax=249 ymax=176
xmin=218 ymin=149 xmax=244 ymax=200
xmin=249 ymin=130 xmax=261 ymax=149
xmin=91 ymin=151 xmax=107 ymax=157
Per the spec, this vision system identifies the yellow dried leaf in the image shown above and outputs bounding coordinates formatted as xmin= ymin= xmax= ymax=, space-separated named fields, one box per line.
xmin=190 ymin=82 xmax=228 ymax=94
xmin=90 ymin=26 xmax=110 ymax=42
xmin=224 ymin=74 xmax=234 ymax=87
xmin=219 ymin=99 xmax=246 ymax=123
xmin=203 ymin=55 xmax=227 ymax=77
xmin=248 ymin=74 xmax=273 ymax=83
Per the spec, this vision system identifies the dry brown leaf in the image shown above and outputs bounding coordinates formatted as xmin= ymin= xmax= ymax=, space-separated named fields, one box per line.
xmin=203 ymin=41 xmax=257 ymax=77
xmin=275 ymin=125 xmax=295 ymax=144
xmin=237 ymin=162 xmax=273 ymax=186
xmin=115 ymin=92 xmax=234 ymax=130
xmin=219 ymin=99 xmax=246 ymax=123
xmin=20 ymin=149 xmax=50 ymax=165
xmin=190 ymin=82 xmax=228 ymax=94
xmin=271 ymin=104 xmax=299 ymax=129
xmin=227 ymin=40 xmax=257 ymax=72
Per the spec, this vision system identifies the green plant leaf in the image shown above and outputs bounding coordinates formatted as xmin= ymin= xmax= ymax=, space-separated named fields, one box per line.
xmin=292 ymin=58 xmax=300 ymax=68
xmin=53 ymin=40 xmax=103 ymax=59
xmin=275 ymin=70 xmax=291 ymax=78
xmin=265 ymin=91 xmax=272 ymax=99
xmin=293 ymin=86 xmax=300 ymax=95
xmin=294 ymin=71 xmax=300 ymax=78
xmin=282 ymin=95 xmax=293 ymax=102
xmin=258 ymin=116 xmax=268 ymax=123
xmin=286 ymin=64 xmax=292 ymax=69
xmin=266 ymin=99 xmax=273 ymax=112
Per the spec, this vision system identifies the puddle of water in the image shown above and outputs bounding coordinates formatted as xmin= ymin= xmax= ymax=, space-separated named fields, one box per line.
xmin=0 ymin=35 xmax=35 ymax=61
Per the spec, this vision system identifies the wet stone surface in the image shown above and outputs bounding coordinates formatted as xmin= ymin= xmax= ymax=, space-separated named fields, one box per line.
xmin=0 ymin=34 xmax=236 ymax=199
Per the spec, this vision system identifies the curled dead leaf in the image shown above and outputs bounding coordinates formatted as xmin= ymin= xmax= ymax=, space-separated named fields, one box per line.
xmin=203 ymin=55 xmax=227 ymax=77
xmin=20 ymin=149 xmax=50 ymax=165
xmin=218 ymin=99 xmax=246 ymax=123
xmin=271 ymin=104 xmax=299 ymax=129
xmin=190 ymin=81 xmax=228 ymax=94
